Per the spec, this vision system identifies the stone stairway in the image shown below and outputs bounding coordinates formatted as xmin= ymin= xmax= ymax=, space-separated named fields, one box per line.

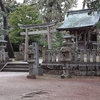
xmin=0 ymin=62 xmax=29 ymax=72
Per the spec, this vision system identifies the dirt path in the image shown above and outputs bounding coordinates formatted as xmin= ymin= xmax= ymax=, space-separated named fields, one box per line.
xmin=0 ymin=72 xmax=100 ymax=100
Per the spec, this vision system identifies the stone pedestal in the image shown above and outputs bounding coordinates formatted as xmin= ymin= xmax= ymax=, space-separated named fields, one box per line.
xmin=27 ymin=60 xmax=36 ymax=79
xmin=61 ymin=62 xmax=71 ymax=79
xmin=33 ymin=67 xmax=43 ymax=76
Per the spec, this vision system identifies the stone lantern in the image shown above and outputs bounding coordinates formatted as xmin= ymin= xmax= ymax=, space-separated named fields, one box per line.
xmin=27 ymin=45 xmax=36 ymax=79
xmin=60 ymin=34 xmax=75 ymax=78
xmin=27 ymin=45 xmax=34 ymax=60
xmin=0 ymin=36 xmax=7 ymax=61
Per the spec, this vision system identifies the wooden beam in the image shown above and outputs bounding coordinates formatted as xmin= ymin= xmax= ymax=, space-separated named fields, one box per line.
xmin=20 ymin=29 xmax=56 ymax=35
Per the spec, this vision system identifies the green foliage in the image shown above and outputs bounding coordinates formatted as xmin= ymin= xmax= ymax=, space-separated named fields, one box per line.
xmin=86 ymin=0 xmax=100 ymax=29
xmin=52 ymin=31 xmax=63 ymax=49
xmin=9 ymin=5 xmax=41 ymax=26
xmin=8 ymin=5 xmax=42 ymax=50
xmin=4 ymin=1 xmax=19 ymax=13
xmin=87 ymin=0 xmax=100 ymax=11
xmin=96 ymin=21 xmax=100 ymax=29
xmin=9 ymin=28 xmax=24 ymax=44
xmin=35 ymin=35 xmax=48 ymax=48
xmin=0 ymin=0 xmax=19 ymax=36
xmin=0 ymin=11 xmax=7 ymax=35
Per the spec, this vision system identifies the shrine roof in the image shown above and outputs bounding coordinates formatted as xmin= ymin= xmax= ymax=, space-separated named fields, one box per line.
xmin=57 ymin=9 xmax=100 ymax=31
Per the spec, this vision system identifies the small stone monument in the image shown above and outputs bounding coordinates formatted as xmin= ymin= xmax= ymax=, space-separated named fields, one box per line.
xmin=60 ymin=34 xmax=75 ymax=78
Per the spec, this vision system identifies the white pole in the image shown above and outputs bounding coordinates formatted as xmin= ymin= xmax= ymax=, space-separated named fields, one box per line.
xmin=76 ymin=32 xmax=78 ymax=50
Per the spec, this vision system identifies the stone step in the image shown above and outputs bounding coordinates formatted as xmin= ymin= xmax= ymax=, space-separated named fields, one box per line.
xmin=1 ymin=61 xmax=29 ymax=72
xmin=5 ymin=64 xmax=29 ymax=68
xmin=3 ymin=68 xmax=28 ymax=72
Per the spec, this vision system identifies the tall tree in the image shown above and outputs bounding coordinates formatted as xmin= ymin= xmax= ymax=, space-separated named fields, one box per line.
xmin=0 ymin=0 xmax=14 ymax=58
xmin=8 ymin=5 xmax=42 ymax=50
xmin=89 ymin=0 xmax=100 ymax=11
xmin=83 ymin=0 xmax=100 ymax=11
xmin=23 ymin=0 xmax=77 ymax=22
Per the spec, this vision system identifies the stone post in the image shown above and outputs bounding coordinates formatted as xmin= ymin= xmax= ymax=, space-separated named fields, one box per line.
xmin=32 ymin=42 xmax=43 ymax=76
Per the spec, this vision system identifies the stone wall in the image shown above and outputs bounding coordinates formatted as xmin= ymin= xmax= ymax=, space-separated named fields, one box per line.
xmin=42 ymin=65 xmax=100 ymax=76
xmin=14 ymin=52 xmax=24 ymax=61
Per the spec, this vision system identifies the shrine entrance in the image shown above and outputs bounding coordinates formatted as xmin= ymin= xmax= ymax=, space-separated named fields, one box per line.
xmin=18 ymin=21 xmax=56 ymax=61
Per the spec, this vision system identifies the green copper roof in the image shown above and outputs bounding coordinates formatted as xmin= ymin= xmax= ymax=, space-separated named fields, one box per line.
xmin=57 ymin=9 xmax=100 ymax=30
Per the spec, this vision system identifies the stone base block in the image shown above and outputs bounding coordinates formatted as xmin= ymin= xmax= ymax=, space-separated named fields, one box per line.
xmin=87 ymin=71 xmax=96 ymax=76
xmin=97 ymin=71 xmax=100 ymax=76
xmin=33 ymin=67 xmax=43 ymax=76
xmin=80 ymin=71 xmax=87 ymax=76
xmin=27 ymin=74 xmax=36 ymax=79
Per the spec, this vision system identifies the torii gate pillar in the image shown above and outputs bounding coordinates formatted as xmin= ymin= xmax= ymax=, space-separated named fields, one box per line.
xmin=24 ymin=28 xmax=29 ymax=61
xmin=47 ymin=26 xmax=51 ymax=49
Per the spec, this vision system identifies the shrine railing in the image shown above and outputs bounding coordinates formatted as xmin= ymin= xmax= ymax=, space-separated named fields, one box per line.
xmin=71 ymin=49 xmax=100 ymax=63
xmin=42 ymin=48 xmax=100 ymax=63
xmin=42 ymin=48 xmax=62 ymax=63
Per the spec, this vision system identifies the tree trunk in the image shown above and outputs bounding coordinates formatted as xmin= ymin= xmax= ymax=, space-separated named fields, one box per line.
xmin=0 ymin=0 xmax=14 ymax=58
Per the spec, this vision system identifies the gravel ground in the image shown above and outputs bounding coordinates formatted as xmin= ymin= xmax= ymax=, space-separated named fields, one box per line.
xmin=0 ymin=72 xmax=100 ymax=100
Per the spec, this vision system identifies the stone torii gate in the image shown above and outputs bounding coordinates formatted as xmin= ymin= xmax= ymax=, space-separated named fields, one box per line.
xmin=18 ymin=21 xmax=56 ymax=61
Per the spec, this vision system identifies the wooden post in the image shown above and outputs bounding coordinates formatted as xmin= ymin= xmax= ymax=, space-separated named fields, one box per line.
xmin=87 ymin=50 xmax=90 ymax=62
xmin=76 ymin=31 xmax=78 ymax=50
xmin=47 ymin=26 xmax=51 ymax=49
xmin=24 ymin=28 xmax=28 ymax=61
xmin=80 ymin=50 xmax=84 ymax=62
xmin=93 ymin=51 xmax=96 ymax=62
xmin=0 ymin=51 xmax=2 ymax=61
xmin=58 ymin=51 xmax=61 ymax=62
xmin=84 ymin=32 xmax=86 ymax=49
xmin=47 ymin=50 xmax=51 ymax=62
xmin=42 ymin=46 xmax=46 ymax=62
xmin=53 ymin=50 xmax=56 ymax=62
